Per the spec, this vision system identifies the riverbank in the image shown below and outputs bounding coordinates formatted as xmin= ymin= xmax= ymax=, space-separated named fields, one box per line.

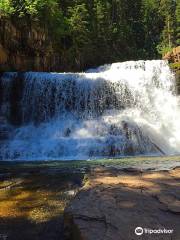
xmin=0 ymin=162 xmax=84 ymax=240
xmin=64 ymin=165 xmax=180 ymax=240
xmin=0 ymin=157 xmax=180 ymax=240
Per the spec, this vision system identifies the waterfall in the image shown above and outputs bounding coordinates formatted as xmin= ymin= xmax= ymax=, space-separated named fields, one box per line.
xmin=0 ymin=60 xmax=180 ymax=160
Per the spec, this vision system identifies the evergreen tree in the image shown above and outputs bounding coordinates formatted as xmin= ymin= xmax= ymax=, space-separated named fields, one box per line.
xmin=67 ymin=2 xmax=92 ymax=69
xmin=175 ymin=0 xmax=180 ymax=45
xmin=0 ymin=0 xmax=179 ymax=70
xmin=157 ymin=0 xmax=177 ymax=55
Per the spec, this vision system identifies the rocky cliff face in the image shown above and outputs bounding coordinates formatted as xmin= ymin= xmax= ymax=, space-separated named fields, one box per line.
xmin=162 ymin=46 xmax=180 ymax=93
xmin=0 ymin=18 xmax=62 ymax=72
xmin=163 ymin=46 xmax=180 ymax=65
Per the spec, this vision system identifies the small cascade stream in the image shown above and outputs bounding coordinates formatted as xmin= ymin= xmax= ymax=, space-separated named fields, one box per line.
xmin=0 ymin=60 xmax=180 ymax=160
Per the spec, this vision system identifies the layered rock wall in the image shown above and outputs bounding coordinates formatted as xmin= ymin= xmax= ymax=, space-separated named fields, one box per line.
xmin=0 ymin=18 xmax=61 ymax=72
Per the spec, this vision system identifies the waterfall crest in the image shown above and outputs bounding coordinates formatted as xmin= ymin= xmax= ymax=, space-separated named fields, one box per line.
xmin=0 ymin=60 xmax=180 ymax=160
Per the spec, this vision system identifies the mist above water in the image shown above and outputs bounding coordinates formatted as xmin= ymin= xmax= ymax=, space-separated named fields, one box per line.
xmin=0 ymin=60 xmax=180 ymax=160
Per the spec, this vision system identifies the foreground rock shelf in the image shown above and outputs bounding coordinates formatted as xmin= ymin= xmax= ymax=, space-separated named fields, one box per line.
xmin=64 ymin=167 xmax=180 ymax=240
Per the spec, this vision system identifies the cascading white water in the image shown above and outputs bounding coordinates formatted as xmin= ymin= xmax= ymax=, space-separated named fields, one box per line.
xmin=0 ymin=60 xmax=180 ymax=160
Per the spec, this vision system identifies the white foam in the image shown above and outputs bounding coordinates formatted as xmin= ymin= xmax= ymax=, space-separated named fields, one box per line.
xmin=1 ymin=60 xmax=180 ymax=160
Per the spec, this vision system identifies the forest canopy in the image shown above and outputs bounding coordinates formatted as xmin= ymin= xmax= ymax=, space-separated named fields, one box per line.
xmin=0 ymin=0 xmax=179 ymax=70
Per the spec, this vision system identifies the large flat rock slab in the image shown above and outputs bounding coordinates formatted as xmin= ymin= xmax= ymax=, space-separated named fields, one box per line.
xmin=64 ymin=167 xmax=180 ymax=240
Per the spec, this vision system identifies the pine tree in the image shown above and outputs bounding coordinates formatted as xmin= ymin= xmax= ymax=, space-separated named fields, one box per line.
xmin=157 ymin=0 xmax=177 ymax=55
xmin=175 ymin=0 xmax=180 ymax=45
xmin=67 ymin=2 xmax=92 ymax=69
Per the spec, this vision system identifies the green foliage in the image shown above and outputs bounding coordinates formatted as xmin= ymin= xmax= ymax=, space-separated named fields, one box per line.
xmin=142 ymin=0 xmax=163 ymax=58
xmin=68 ymin=3 xmax=90 ymax=46
xmin=0 ymin=0 xmax=14 ymax=16
xmin=169 ymin=62 xmax=180 ymax=70
xmin=0 ymin=0 xmax=62 ymax=21
xmin=157 ymin=0 xmax=177 ymax=55
xmin=10 ymin=0 xmax=59 ymax=19
xmin=175 ymin=0 xmax=180 ymax=45
xmin=0 ymin=0 xmax=179 ymax=70
xmin=156 ymin=45 xmax=172 ymax=56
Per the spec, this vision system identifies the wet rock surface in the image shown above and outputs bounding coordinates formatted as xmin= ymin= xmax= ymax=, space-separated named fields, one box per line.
xmin=0 ymin=163 xmax=84 ymax=240
xmin=0 ymin=116 xmax=11 ymax=140
xmin=64 ymin=167 xmax=180 ymax=240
